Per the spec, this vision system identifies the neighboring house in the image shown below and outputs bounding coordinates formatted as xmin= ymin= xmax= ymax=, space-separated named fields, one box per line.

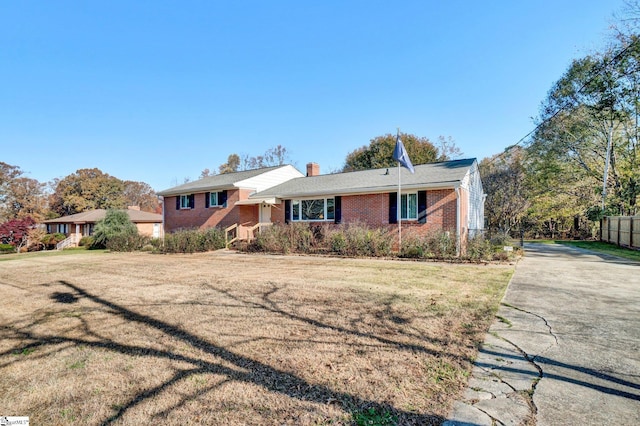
xmin=156 ymin=165 xmax=305 ymax=236
xmin=158 ymin=159 xmax=484 ymax=249
xmin=249 ymin=159 xmax=485 ymax=247
xmin=43 ymin=207 xmax=164 ymax=248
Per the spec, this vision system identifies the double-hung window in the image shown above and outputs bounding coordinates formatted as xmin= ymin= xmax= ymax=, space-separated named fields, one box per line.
xmin=206 ymin=191 xmax=227 ymax=208
xmin=291 ymin=198 xmax=335 ymax=221
xmin=400 ymin=193 xmax=418 ymax=220
xmin=179 ymin=195 xmax=191 ymax=209
xmin=209 ymin=192 xmax=219 ymax=207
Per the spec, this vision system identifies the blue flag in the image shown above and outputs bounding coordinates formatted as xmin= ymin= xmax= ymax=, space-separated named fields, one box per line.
xmin=393 ymin=135 xmax=415 ymax=174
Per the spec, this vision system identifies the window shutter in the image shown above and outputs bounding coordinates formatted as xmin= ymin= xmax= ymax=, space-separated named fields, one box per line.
xmin=219 ymin=190 xmax=228 ymax=208
xmin=176 ymin=196 xmax=180 ymax=210
xmin=334 ymin=196 xmax=342 ymax=224
xmin=189 ymin=194 xmax=195 ymax=209
xmin=205 ymin=192 xmax=210 ymax=208
xmin=418 ymin=191 xmax=427 ymax=224
xmin=284 ymin=200 xmax=291 ymax=224
xmin=389 ymin=192 xmax=398 ymax=224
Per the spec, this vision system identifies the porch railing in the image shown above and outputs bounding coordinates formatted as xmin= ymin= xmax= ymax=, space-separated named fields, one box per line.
xmin=246 ymin=222 xmax=273 ymax=242
xmin=56 ymin=234 xmax=81 ymax=250
xmin=225 ymin=222 xmax=273 ymax=248
xmin=225 ymin=223 xmax=239 ymax=248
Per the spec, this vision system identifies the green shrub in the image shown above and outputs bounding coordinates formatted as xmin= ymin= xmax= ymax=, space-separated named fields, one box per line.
xmin=329 ymin=231 xmax=347 ymax=254
xmin=202 ymin=227 xmax=225 ymax=250
xmin=92 ymin=210 xmax=138 ymax=249
xmin=247 ymin=222 xmax=393 ymax=257
xmin=338 ymin=223 xmax=393 ymax=257
xmin=249 ymin=224 xmax=293 ymax=254
xmin=464 ymin=235 xmax=493 ymax=261
xmin=41 ymin=233 xmax=67 ymax=249
xmin=161 ymin=227 xmax=226 ymax=253
xmin=78 ymin=236 xmax=94 ymax=247
xmin=400 ymin=230 xmax=456 ymax=259
xmin=399 ymin=233 xmax=428 ymax=258
xmin=106 ymin=234 xmax=150 ymax=252
xmin=0 ymin=243 xmax=15 ymax=254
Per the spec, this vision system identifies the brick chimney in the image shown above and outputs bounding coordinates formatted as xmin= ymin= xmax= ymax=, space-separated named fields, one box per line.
xmin=306 ymin=162 xmax=320 ymax=177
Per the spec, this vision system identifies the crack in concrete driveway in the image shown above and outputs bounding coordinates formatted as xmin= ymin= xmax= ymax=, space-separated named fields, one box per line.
xmin=443 ymin=243 xmax=640 ymax=426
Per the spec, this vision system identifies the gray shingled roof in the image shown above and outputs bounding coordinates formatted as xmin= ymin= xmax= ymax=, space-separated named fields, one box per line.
xmin=252 ymin=158 xmax=477 ymax=199
xmin=43 ymin=209 xmax=162 ymax=224
xmin=156 ymin=166 xmax=285 ymax=196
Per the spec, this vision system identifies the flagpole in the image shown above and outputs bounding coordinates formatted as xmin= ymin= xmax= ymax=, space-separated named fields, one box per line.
xmin=398 ymin=161 xmax=401 ymax=251
xmin=393 ymin=128 xmax=413 ymax=254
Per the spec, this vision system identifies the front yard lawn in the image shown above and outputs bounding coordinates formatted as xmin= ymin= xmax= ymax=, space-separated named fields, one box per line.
xmin=0 ymin=251 xmax=513 ymax=425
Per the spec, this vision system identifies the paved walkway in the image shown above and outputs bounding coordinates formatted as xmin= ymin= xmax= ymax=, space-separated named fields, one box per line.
xmin=444 ymin=243 xmax=640 ymax=426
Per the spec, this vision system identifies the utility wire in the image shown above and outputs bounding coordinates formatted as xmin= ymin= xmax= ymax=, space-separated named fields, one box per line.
xmin=486 ymin=37 xmax=639 ymax=166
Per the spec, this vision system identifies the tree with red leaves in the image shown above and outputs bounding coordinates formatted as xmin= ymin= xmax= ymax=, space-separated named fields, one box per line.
xmin=0 ymin=216 xmax=36 ymax=251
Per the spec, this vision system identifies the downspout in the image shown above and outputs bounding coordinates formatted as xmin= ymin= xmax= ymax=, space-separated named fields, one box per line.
xmin=455 ymin=186 xmax=461 ymax=257
xmin=160 ymin=195 xmax=165 ymax=242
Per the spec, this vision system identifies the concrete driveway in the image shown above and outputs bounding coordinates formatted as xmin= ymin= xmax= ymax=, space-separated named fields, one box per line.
xmin=444 ymin=243 xmax=640 ymax=426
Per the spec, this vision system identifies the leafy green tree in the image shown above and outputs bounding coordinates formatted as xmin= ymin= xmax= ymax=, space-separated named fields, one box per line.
xmin=528 ymin=37 xmax=640 ymax=216
xmin=123 ymin=180 xmax=160 ymax=213
xmin=50 ymin=168 xmax=126 ymax=216
xmin=0 ymin=162 xmax=24 ymax=221
xmin=479 ymin=148 xmax=530 ymax=235
xmin=4 ymin=177 xmax=47 ymax=222
xmin=343 ymin=133 xmax=438 ymax=172
xmin=0 ymin=163 xmax=48 ymax=222
xmin=92 ymin=210 xmax=138 ymax=248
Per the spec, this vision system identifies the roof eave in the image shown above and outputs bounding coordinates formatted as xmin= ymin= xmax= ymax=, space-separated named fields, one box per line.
xmin=259 ymin=181 xmax=461 ymax=200
xmin=157 ymin=184 xmax=241 ymax=197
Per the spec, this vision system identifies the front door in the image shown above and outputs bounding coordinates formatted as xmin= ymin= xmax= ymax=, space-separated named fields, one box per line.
xmin=259 ymin=204 xmax=271 ymax=224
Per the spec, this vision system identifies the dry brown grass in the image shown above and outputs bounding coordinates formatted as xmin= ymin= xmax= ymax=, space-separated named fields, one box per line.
xmin=0 ymin=251 xmax=513 ymax=425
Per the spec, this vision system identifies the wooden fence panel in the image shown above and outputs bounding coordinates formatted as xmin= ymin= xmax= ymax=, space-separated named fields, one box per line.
xmin=601 ymin=216 xmax=640 ymax=249
xmin=619 ymin=217 xmax=630 ymax=246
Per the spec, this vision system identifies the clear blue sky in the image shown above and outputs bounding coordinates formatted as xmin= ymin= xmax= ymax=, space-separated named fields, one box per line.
xmin=1 ymin=1 xmax=625 ymax=191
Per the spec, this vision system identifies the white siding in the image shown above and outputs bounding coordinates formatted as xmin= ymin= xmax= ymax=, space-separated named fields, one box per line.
xmin=463 ymin=161 xmax=485 ymax=236
xmin=235 ymin=165 xmax=304 ymax=193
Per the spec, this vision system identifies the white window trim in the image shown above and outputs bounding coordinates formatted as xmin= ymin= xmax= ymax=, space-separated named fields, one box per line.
xmin=208 ymin=192 xmax=219 ymax=207
xmin=400 ymin=192 xmax=418 ymax=221
xmin=208 ymin=191 xmax=225 ymax=208
xmin=179 ymin=195 xmax=191 ymax=209
xmin=291 ymin=197 xmax=335 ymax=222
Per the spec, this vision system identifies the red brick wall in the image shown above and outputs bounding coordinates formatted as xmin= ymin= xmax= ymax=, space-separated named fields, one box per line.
xmin=271 ymin=202 xmax=286 ymax=224
xmin=164 ymin=189 xmax=259 ymax=232
xmin=165 ymin=189 xmax=461 ymax=236
xmin=342 ymin=193 xmax=389 ymax=226
xmin=273 ymin=190 xmax=459 ymax=233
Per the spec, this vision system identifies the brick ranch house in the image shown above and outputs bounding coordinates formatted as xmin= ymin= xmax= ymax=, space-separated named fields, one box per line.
xmin=157 ymin=165 xmax=304 ymax=238
xmin=158 ymin=159 xmax=485 ymax=247
xmin=43 ymin=207 xmax=163 ymax=249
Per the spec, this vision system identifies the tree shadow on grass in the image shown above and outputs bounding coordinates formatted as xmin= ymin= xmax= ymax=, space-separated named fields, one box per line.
xmin=208 ymin=282 xmax=455 ymax=357
xmin=5 ymin=280 xmax=447 ymax=425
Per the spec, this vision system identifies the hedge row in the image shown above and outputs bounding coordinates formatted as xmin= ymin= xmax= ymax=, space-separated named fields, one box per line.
xmin=158 ymin=228 xmax=226 ymax=253
xmin=242 ymin=222 xmax=509 ymax=261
